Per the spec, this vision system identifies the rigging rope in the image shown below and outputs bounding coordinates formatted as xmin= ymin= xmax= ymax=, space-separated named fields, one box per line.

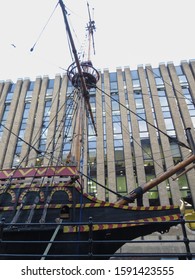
xmin=95 ymin=85 xmax=190 ymax=150
xmin=0 ymin=122 xmax=41 ymax=154
xmin=145 ymin=66 xmax=195 ymax=106
xmin=91 ymin=87 xmax=177 ymax=184
xmin=30 ymin=2 xmax=59 ymax=52
xmin=78 ymin=171 xmax=125 ymax=199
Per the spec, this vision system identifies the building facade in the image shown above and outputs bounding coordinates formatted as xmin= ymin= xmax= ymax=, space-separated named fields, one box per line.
xmin=0 ymin=60 xmax=195 ymax=209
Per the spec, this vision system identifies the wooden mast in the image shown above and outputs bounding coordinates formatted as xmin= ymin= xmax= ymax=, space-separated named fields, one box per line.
xmin=59 ymin=0 xmax=99 ymax=168
xmin=59 ymin=1 xmax=195 ymax=207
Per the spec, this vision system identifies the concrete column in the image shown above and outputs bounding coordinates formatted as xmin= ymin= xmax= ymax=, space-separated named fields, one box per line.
xmin=189 ymin=59 xmax=195 ymax=79
xmin=140 ymin=66 xmax=169 ymax=205
xmin=43 ymin=75 xmax=61 ymax=166
xmin=0 ymin=81 xmax=4 ymax=98
xmin=53 ymin=74 xmax=68 ymax=164
xmin=0 ymin=81 xmax=11 ymax=122
xmin=27 ymin=77 xmax=47 ymax=166
xmin=104 ymin=69 xmax=117 ymax=202
xmin=3 ymin=79 xmax=29 ymax=168
xmin=0 ymin=79 xmax=22 ymax=168
xmin=96 ymin=71 xmax=105 ymax=201
xmin=20 ymin=77 xmax=42 ymax=167
xmin=182 ymin=61 xmax=195 ymax=105
xmin=116 ymin=68 xmax=135 ymax=196
xmin=167 ymin=62 xmax=195 ymax=206
xmin=124 ymin=67 xmax=149 ymax=206
xmin=158 ymin=64 xmax=182 ymax=205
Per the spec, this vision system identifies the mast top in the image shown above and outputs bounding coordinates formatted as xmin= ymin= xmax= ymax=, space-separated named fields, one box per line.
xmin=67 ymin=60 xmax=99 ymax=90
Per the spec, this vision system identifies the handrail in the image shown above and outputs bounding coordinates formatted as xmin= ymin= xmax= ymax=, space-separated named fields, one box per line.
xmin=0 ymin=217 xmax=195 ymax=260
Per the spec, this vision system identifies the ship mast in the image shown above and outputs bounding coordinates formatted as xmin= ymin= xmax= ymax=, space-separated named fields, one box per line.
xmin=86 ymin=2 xmax=96 ymax=60
xmin=58 ymin=0 xmax=99 ymax=169
xmin=59 ymin=1 xmax=195 ymax=206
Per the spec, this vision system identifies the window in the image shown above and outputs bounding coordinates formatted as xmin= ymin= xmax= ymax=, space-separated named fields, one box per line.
xmin=114 ymin=147 xmax=124 ymax=161
xmin=112 ymin=114 xmax=121 ymax=122
xmin=116 ymin=174 xmax=126 ymax=193
xmin=88 ymin=141 xmax=96 ymax=149
xmin=135 ymin=99 xmax=144 ymax=109
xmin=5 ymin=92 xmax=13 ymax=102
xmin=134 ymin=90 xmax=142 ymax=98
xmin=164 ymin=119 xmax=174 ymax=130
xmin=15 ymin=141 xmax=23 ymax=154
xmin=159 ymin=96 xmax=168 ymax=107
xmin=152 ymin=68 xmax=161 ymax=77
xmin=130 ymin=70 xmax=139 ymax=80
xmin=138 ymin=121 xmax=147 ymax=132
xmin=132 ymin=79 xmax=141 ymax=88
xmin=46 ymin=79 xmax=54 ymax=96
xmin=110 ymin=81 xmax=118 ymax=91
xmin=178 ymin=75 xmax=188 ymax=84
xmin=47 ymin=79 xmax=54 ymax=89
xmin=112 ymin=100 xmax=120 ymax=111
xmin=5 ymin=84 xmax=16 ymax=102
xmin=26 ymin=91 xmax=32 ymax=99
xmin=113 ymin=123 xmax=122 ymax=134
xmin=175 ymin=66 xmax=183 ymax=75
xmin=157 ymin=89 xmax=166 ymax=96
xmin=136 ymin=108 xmax=146 ymax=120
xmin=163 ymin=111 xmax=171 ymax=118
xmin=109 ymin=72 xmax=117 ymax=82
xmin=155 ymin=77 xmax=164 ymax=86
xmin=114 ymin=134 xmax=123 ymax=147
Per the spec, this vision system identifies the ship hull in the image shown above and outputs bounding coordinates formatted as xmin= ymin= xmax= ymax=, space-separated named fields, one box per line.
xmin=0 ymin=215 xmax=179 ymax=260
xmin=0 ymin=166 xmax=181 ymax=259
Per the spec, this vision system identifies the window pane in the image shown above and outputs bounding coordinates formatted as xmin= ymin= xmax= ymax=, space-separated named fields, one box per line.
xmin=164 ymin=119 xmax=174 ymax=130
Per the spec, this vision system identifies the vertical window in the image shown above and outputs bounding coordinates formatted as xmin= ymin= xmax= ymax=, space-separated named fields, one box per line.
xmin=46 ymin=79 xmax=54 ymax=96
xmin=26 ymin=81 xmax=34 ymax=100
xmin=12 ymin=102 xmax=31 ymax=167
xmin=5 ymin=83 xmax=15 ymax=102
xmin=87 ymin=92 xmax=97 ymax=195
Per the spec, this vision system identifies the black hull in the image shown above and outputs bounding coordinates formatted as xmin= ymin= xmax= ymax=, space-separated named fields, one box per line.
xmin=0 ymin=219 xmax=178 ymax=260
xmin=0 ymin=166 xmax=181 ymax=259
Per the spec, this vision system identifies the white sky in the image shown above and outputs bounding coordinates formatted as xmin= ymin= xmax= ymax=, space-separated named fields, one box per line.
xmin=0 ymin=0 xmax=194 ymax=82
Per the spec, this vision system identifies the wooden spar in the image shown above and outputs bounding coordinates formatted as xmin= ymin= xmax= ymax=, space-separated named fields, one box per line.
xmin=86 ymin=2 xmax=96 ymax=60
xmin=70 ymin=96 xmax=84 ymax=168
xmin=116 ymin=154 xmax=195 ymax=205
xmin=172 ymin=164 xmax=195 ymax=181
xmin=58 ymin=0 xmax=97 ymax=136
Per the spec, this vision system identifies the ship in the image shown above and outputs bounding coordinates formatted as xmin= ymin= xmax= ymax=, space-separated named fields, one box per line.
xmin=0 ymin=0 xmax=194 ymax=260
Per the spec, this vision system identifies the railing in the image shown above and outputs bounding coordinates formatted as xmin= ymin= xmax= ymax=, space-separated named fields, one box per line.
xmin=0 ymin=216 xmax=194 ymax=260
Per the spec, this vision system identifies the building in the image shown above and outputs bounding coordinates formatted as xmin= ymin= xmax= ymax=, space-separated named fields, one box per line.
xmin=0 ymin=59 xmax=195 ymax=209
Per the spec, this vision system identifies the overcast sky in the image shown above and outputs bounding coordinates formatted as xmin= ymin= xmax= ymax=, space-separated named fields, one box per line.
xmin=0 ymin=0 xmax=194 ymax=82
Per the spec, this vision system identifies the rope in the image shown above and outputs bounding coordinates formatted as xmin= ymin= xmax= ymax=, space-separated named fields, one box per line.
xmin=95 ymin=85 xmax=190 ymax=150
xmin=30 ymin=2 xmax=59 ymax=52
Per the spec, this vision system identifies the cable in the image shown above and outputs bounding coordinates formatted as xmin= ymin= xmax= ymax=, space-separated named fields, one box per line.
xmin=145 ymin=66 xmax=195 ymax=106
xmin=0 ymin=121 xmax=40 ymax=154
xmin=95 ymin=85 xmax=190 ymax=150
xmin=78 ymin=171 xmax=124 ymax=199
xmin=30 ymin=2 xmax=59 ymax=52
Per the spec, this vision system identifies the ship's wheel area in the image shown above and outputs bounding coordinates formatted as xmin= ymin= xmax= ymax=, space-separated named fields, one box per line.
xmin=67 ymin=60 xmax=100 ymax=90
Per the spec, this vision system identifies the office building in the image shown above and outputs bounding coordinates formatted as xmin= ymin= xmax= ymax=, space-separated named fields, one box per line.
xmin=0 ymin=60 xmax=195 ymax=208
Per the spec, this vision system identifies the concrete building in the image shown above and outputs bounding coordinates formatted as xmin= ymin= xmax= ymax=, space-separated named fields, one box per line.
xmin=0 ymin=59 xmax=195 ymax=258
xmin=1 ymin=60 xmax=195 ymax=207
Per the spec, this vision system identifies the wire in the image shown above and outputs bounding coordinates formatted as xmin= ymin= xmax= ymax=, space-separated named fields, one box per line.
xmin=145 ymin=66 xmax=195 ymax=106
xmin=94 ymin=90 xmax=176 ymax=182
xmin=95 ymin=85 xmax=190 ymax=150
xmin=0 ymin=121 xmax=40 ymax=154
xmin=30 ymin=2 xmax=59 ymax=52
xmin=78 ymin=171 xmax=124 ymax=198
